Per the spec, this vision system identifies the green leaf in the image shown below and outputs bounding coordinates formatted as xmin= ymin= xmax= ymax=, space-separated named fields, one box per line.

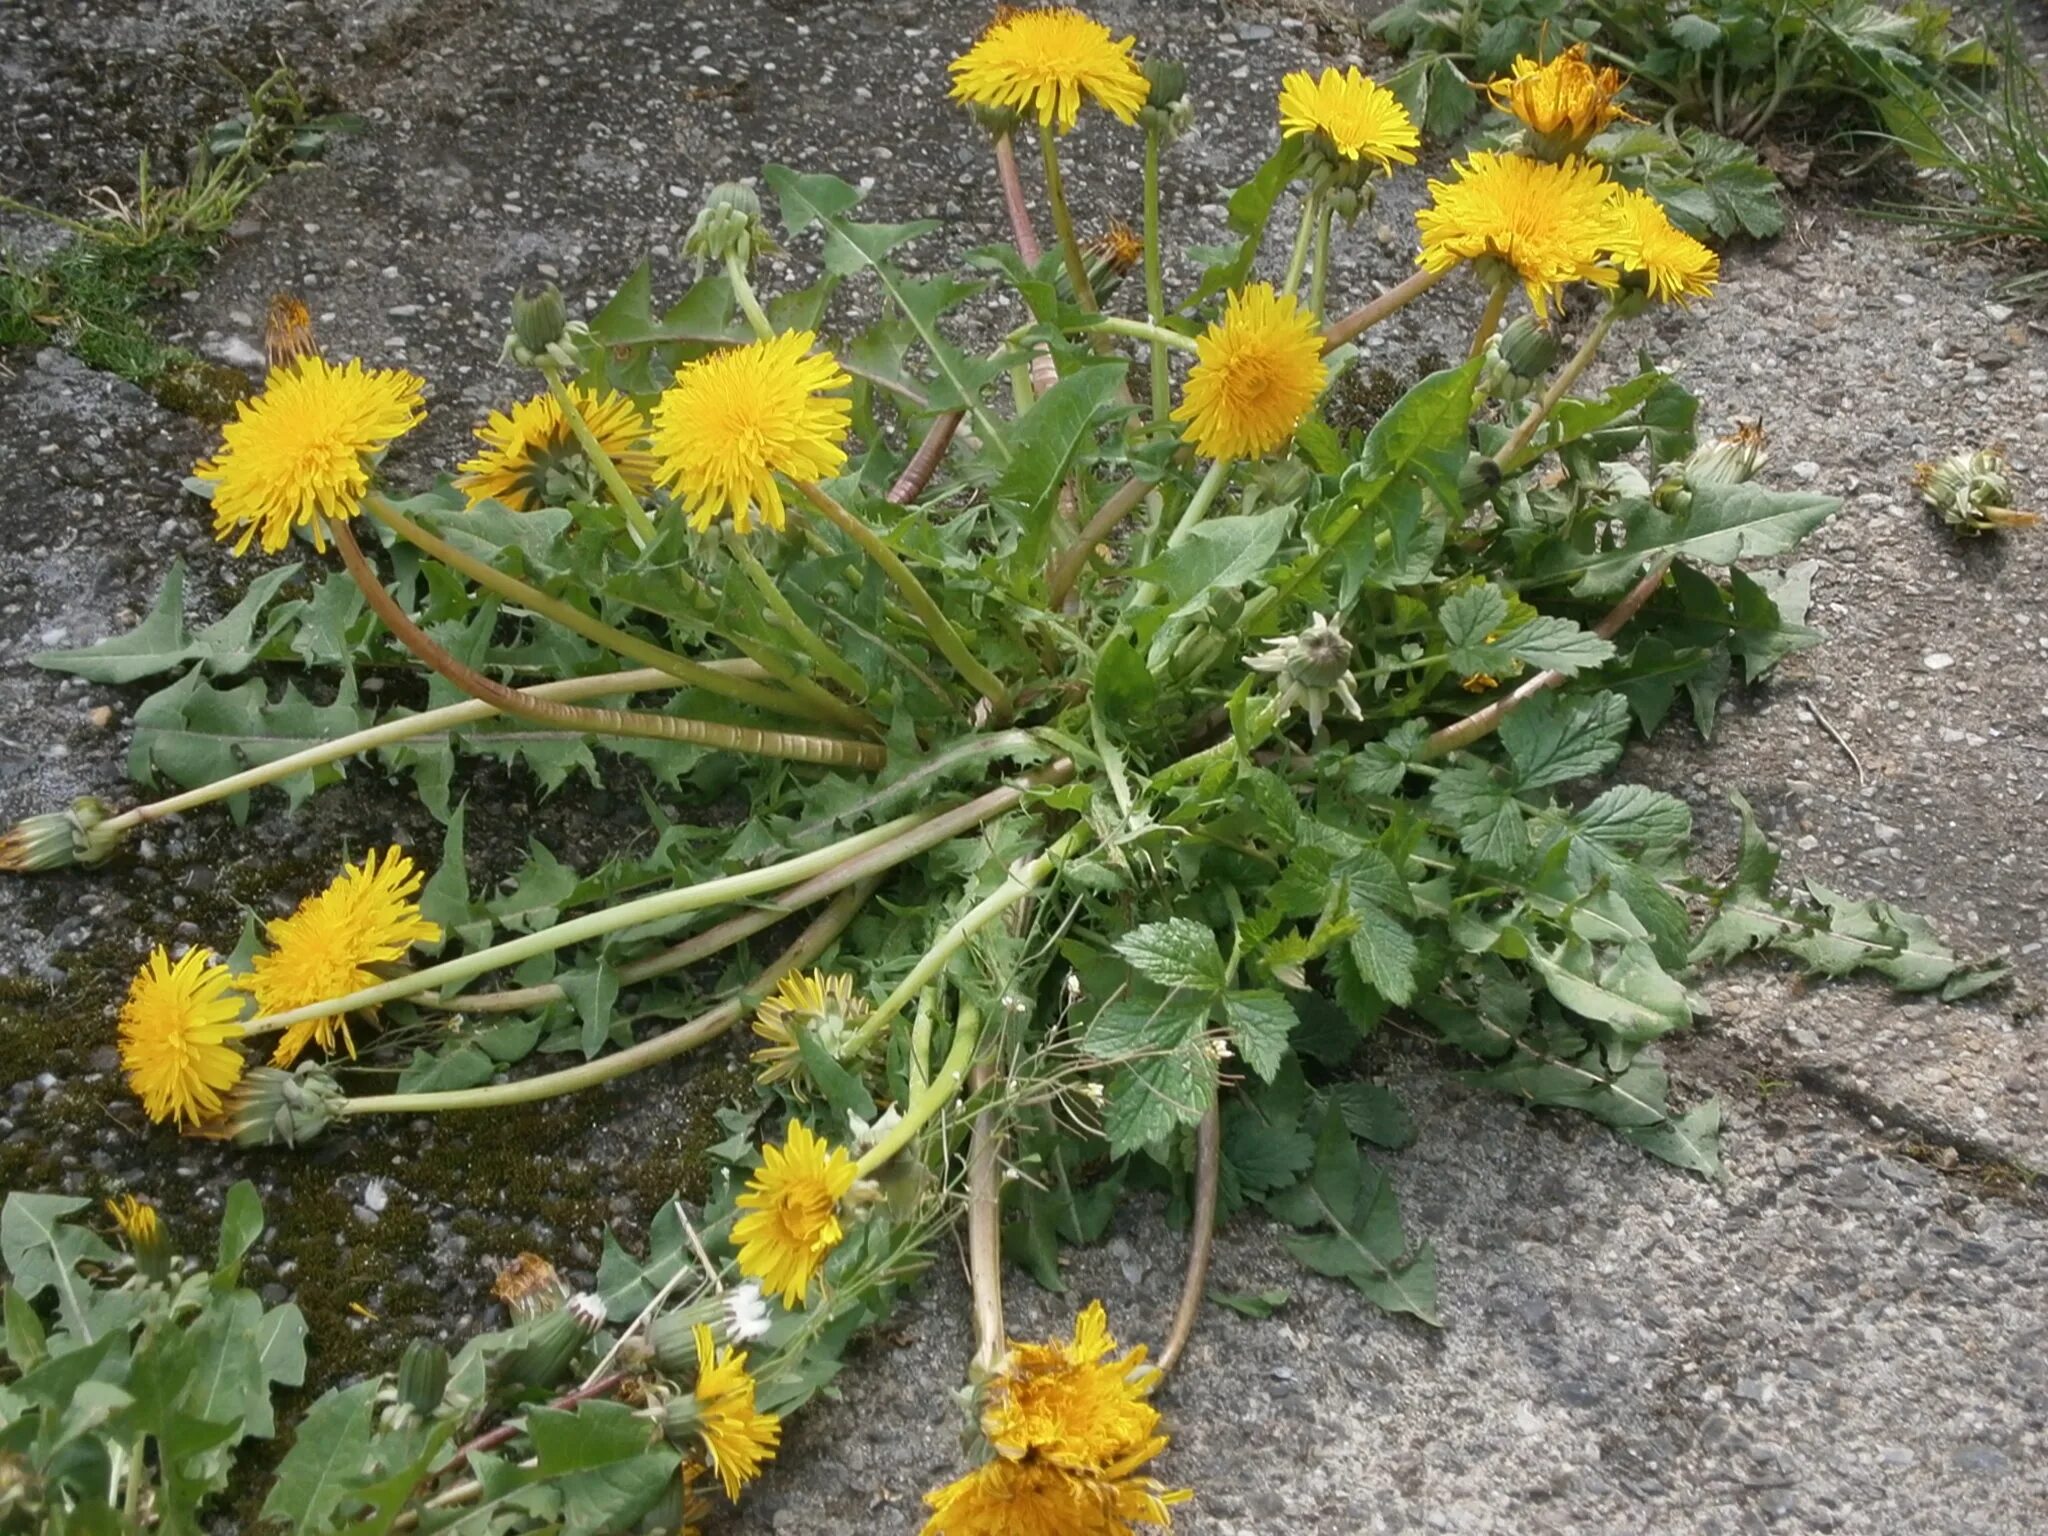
xmin=559 ymin=965 xmax=622 ymax=1059
xmin=1558 ymin=484 xmax=1838 ymax=597
xmin=395 ymin=1043 xmax=498 ymax=1094
xmin=1345 ymin=899 xmax=1417 ymax=1006
xmin=1326 ymin=1080 xmax=1416 ymax=1150
xmin=1210 ymin=1287 xmax=1292 ymax=1319
xmin=1432 ymin=764 xmax=1528 ymax=867
xmin=1221 ymin=991 xmax=1296 ymax=1082
xmin=992 ymin=363 xmax=1128 ymax=567
xmin=1114 ymin=919 xmax=1226 ymax=994
xmin=3 ymin=1284 xmax=46 ymax=1371
xmin=260 ymin=1378 xmax=378 ymax=1532
xmin=1103 ymin=1046 xmax=1214 ymax=1157
xmin=1180 ymin=138 xmax=1306 ymax=311
xmin=595 ymin=1201 xmax=692 ymax=1321
xmin=1129 ymin=509 xmax=1293 ymax=614
xmin=1531 ymin=940 xmax=1691 ymax=1044
xmin=1621 ymin=1099 xmax=1723 ymax=1177
xmin=1499 ymin=692 xmax=1630 ymax=791
xmin=214 ymin=1181 xmax=263 ymax=1285
xmin=1269 ymin=1110 xmax=1439 ymax=1325
xmin=1093 ymin=633 xmax=1159 ymax=722
xmin=31 ymin=559 xmax=190 ymax=683
xmin=1082 ymin=988 xmax=1210 ymax=1058
xmin=1 ymin=1192 xmax=121 ymax=1343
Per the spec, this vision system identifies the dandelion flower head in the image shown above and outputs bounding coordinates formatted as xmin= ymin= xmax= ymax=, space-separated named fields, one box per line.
xmin=1171 ymin=282 xmax=1326 ymax=461
xmin=1415 ymin=151 xmax=1620 ymax=318
xmin=1277 ymin=66 xmax=1419 ymax=174
xmin=456 ymin=386 xmax=654 ymax=511
xmin=731 ymin=1119 xmax=858 ymax=1307
xmin=948 ymin=7 xmax=1149 ymax=134
xmin=118 ymin=946 xmax=247 ymax=1128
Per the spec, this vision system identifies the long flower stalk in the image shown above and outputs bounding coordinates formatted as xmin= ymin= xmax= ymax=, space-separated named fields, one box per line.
xmin=1307 ymin=197 xmax=1336 ymax=324
xmin=333 ymin=517 xmax=885 ymax=769
xmin=966 ymin=1064 xmax=1006 ymax=1373
xmin=536 ymin=363 xmax=659 ymax=547
xmin=1158 ymin=1101 xmax=1220 ymax=1373
xmin=725 ymin=252 xmax=777 ymax=342
xmin=1282 ymin=193 xmax=1319 ymax=298
xmin=796 ymin=480 xmax=1014 ymax=723
xmin=339 ymin=883 xmax=872 ymax=1116
xmin=1037 ymin=129 xmax=1098 ymax=315
xmin=1468 ymin=272 xmax=1513 ymax=361
xmin=1143 ymin=125 xmax=1171 ymax=422
xmin=1321 ymin=266 xmax=1445 ymax=353
xmin=1492 ymin=305 xmax=1621 ymax=469
xmin=239 ymin=808 xmax=928 ymax=1039
xmin=722 ymin=530 xmax=870 ymax=699
xmin=362 ymin=490 xmax=872 ymax=733
xmin=994 ymin=133 xmax=1061 ymax=399
xmin=854 ymin=1002 xmax=983 ymax=1177
xmin=841 ymin=826 xmax=1089 ymax=1059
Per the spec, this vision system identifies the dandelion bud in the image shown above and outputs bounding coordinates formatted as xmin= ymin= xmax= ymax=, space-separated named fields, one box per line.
xmin=683 ymin=182 xmax=776 ymax=273
xmin=1138 ymin=57 xmax=1194 ymax=140
xmin=1499 ymin=315 xmax=1561 ymax=380
xmin=397 ymin=1340 xmax=451 ymax=1415
xmin=0 ymin=796 xmax=123 ymax=874
xmin=104 ymin=1194 xmax=170 ymax=1284
xmin=493 ymin=1252 xmax=570 ymax=1321
xmin=192 ymin=1064 xmax=345 ymax=1148
xmin=1247 ymin=457 xmax=1314 ymax=507
xmin=502 ymin=283 xmax=589 ymax=371
xmin=497 ymin=1292 xmax=604 ymax=1395
xmin=1913 ymin=447 xmax=2037 ymax=535
xmin=1244 ymin=612 xmax=1364 ymax=735
xmin=1058 ymin=221 xmax=1145 ymax=306
xmin=1456 ymin=452 xmax=1503 ymax=510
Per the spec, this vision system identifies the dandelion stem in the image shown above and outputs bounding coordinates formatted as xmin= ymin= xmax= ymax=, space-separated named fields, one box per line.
xmin=93 ymin=667 xmax=694 ymax=838
xmin=854 ymin=1003 xmax=982 ymax=1178
xmin=339 ymin=884 xmax=870 ymax=1116
xmin=1321 ymin=265 xmax=1444 ymax=353
xmin=1492 ymin=304 xmax=1620 ymax=470
xmin=796 ymin=480 xmax=1014 ymax=723
xmin=842 ymin=826 xmax=1089 ymax=1061
xmin=1308 ymin=196 xmax=1336 ymax=324
xmin=1126 ymin=456 xmax=1232 ymax=611
xmin=888 ymin=411 xmax=965 ymax=505
xmin=1143 ymin=126 xmax=1172 ymax=423
xmin=1044 ymin=465 xmax=1174 ymax=608
xmin=242 ymin=810 xmax=925 ymax=1039
xmin=1468 ymin=273 xmax=1513 ymax=361
xmin=1090 ymin=315 xmax=1199 ymax=354
xmin=1037 ymin=129 xmax=1098 ymax=315
xmin=536 ymin=363 xmax=659 ymax=547
xmin=966 ymin=1063 xmax=1007 ymax=1374
xmin=722 ymin=529 xmax=870 ymax=699
xmin=724 ymin=253 xmax=778 ymax=342
xmin=363 ymin=490 xmax=869 ymax=732
xmin=1158 ymin=1101 xmax=1220 ymax=1374
xmin=994 ymin=133 xmax=1062 ymax=399
xmin=1283 ymin=193 xmax=1318 ymax=298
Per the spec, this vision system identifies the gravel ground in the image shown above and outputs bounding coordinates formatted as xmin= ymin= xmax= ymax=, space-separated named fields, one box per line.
xmin=2 ymin=2 xmax=2045 ymax=1533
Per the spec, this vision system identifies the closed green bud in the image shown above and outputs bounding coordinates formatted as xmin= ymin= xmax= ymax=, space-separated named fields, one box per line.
xmin=1456 ymin=452 xmax=1502 ymax=510
xmin=1914 ymin=447 xmax=2039 ymax=534
xmin=1167 ymin=623 xmax=1229 ymax=683
xmin=502 ymin=284 xmax=589 ymax=371
xmin=397 ymin=1341 xmax=451 ymax=1415
xmin=0 ymin=797 xmax=122 ymax=874
xmin=196 ymin=1065 xmax=346 ymax=1149
xmin=1498 ymin=315 xmax=1561 ymax=380
xmin=1138 ymin=56 xmax=1194 ymax=140
xmin=1247 ymin=458 xmax=1313 ymax=507
xmin=496 ymin=1292 xmax=605 ymax=1396
xmin=682 ymin=182 xmax=776 ymax=272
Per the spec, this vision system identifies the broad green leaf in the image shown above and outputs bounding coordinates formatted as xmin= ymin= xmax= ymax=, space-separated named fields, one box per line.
xmin=1103 ymin=1045 xmax=1214 ymax=1156
xmin=1499 ymin=692 xmax=1630 ymax=791
xmin=1346 ymin=899 xmax=1417 ymax=1006
xmin=1221 ymin=990 xmax=1296 ymax=1081
xmin=1210 ymin=1287 xmax=1292 ymax=1319
xmin=33 ymin=560 xmax=303 ymax=684
xmin=1558 ymin=484 xmax=1839 ymax=597
xmin=396 ymin=1043 xmax=498 ymax=1094
xmin=1531 ymin=940 xmax=1691 ymax=1044
xmin=261 ymin=1379 xmax=379 ymax=1531
xmin=596 ymin=1201 xmax=692 ymax=1321
xmin=1082 ymin=988 xmax=1210 ymax=1058
xmin=1129 ymin=509 xmax=1293 ymax=614
xmin=1327 ymin=1080 xmax=1416 ymax=1150
xmin=1 ymin=1193 xmax=121 ymax=1344
xmin=992 ymin=363 xmax=1129 ymax=568
xmin=1114 ymin=919 xmax=1226 ymax=994
xmin=215 ymin=1181 xmax=263 ymax=1285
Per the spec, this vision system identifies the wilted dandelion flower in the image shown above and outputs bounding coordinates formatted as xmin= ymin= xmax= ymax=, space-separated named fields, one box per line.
xmin=921 ymin=1455 xmax=1187 ymax=1536
xmin=1603 ymin=186 xmax=1720 ymax=306
xmin=118 ymin=946 xmax=247 ymax=1128
xmin=1277 ymin=66 xmax=1419 ymax=174
xmin=1415 ymin=152 xmax=1620 ymax=319
xmin=492 ymin=1252 xmax=570 ymax=1321
xmin=731 ymin=1119 xmax=857 ymax=1307
xmin=194 ymin=355 xmax=426 ymax=555
xmin=455 ymin=387 xmax=654 ymax=511
xmin=1244 ymin=613 xmax=1363 ymax=735
xmin=249 ymin=846 xmax=442 ymax=1067
xmin=1171 ymin=283 xmax=1325 ymax=461
xmin=686 ymin=1323 xmax=782 ymax=1499
xmin=985 ymin=1301 xmax=1166 ymax=1471
xmin=1486 ymin=45 xmax=1633 ymax=153
xmin=264 ymin=293 xmax=319 ymax=374
xmin=750 ymin=970 xmax=869 ymax=1088
xmin=948 ymin=6 xmax=1149 ymax=135
xmin=649 ymin=331 xmax=851 ymax=534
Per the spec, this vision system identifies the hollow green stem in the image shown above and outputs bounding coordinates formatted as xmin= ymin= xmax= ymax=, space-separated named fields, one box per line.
xmin=854 ymin=1003 xmax=982 ymax=1177
xmin=363 ymin=491 xmax=867 ymax=731
xmin=240 ymin=811 xmax=925 ymax=1039
xmin=1308 ymin=197 xmax=1336 ymax=324
xmin=95 ymin=667 xmax=687 ymax=839
xmin=1283 ymin=193 xmax=1318 ymax=298
xmin=796 ymin=480 xmax=1013 ymax=723
xmin=1038 ymin=129 xmax=1098 ymax=314
xmin=1127 ymin=456 xmax=1232 ymax=610
xmin=1492 ymin=305 xmax=1621 ymax=470
xmin=723 ymin=530 xmax=869 ymax=698
xmin=1143 ymin=128 xmax=1171 ymax=423
xmin=1468 ymin=272 xmax=1513 ymax=361
xmin=537 ymin=363 xmax=658 ymax=547
xmin=1090 ymin=314 xmax=1199 ymax=354
xmin=724 ymin=253 xmax=777 ymax=342
xmin=1321 ymin=265 xmax=1446 ymax=354
xmin=341 ymin=883 xmax=870 ymax=1115
xmin=842 ymin=826 xmax=1089 ymax=1060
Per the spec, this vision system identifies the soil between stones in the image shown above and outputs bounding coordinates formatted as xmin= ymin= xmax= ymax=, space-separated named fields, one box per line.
xmin=2 ymin=2 xmax=2045 ymax=1533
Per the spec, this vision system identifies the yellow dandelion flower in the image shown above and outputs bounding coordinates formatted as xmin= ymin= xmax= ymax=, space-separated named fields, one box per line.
xmin=1486 ymin=45 xmax=1634 ymax=153
xmin=194 ymin=354 xmax=426 ymax=556
xmin=454 ymin=386 xmax=655 ymax=511
xmin=105 ymin=1193 xmax=162 ymax=1249
xmin=731 ymin=1119 xmax=858 ymax=1307
xmin=649 ymin=331 xmax=851 ymax=535
xmin=1415 ymin=152 xmax=1620 ymax=319
xmin=1603 ymin=186 xmax=1720 ymax=306
xmin=1170 ymin=282 xmax=1326 ymax=461
xmin=248 ymin=847 xmax=442 ymax=1067
xmin=921 ymin=1455 xmax=1188 ymax=1536
xmin=1277 ymin=67 xmax=1420 ymax=174
xmin=689 ymin=1323 xmax=782 ymax=1500
xmin=750 ymin=970 xmax=869 ymax=1088
xmin=118 ymin=946 xmax=247 ymax=1128
xmin=948 ymin=6 xmax=1149 ymax=135
xmin=985 ymin=1301 xmax=1165 ymax=1472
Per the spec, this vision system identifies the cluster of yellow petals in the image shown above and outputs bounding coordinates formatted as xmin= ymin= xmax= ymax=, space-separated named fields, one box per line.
xmin=1277 ymin=65 xmax=1420 ymax=173
xmin=248 ymin=846 xmax=442 ymax=1067
xmin=1415 ymin=151 xmax=1622 ymax=319
xmin=455 ymin=386 xmax=654 ymax=511
xmin=1604 ymin=184 xmax=1721 ymax=305
xmin=1171 ymin=282 xmax=1326 ymax=461
xmin=689 ymin=1323 xmax=782 ymax=1499
xmin=650 ymin=331 xmax=851 ymax=534
xmin=948 ymin=6 xmax=1149 ymax=134
xmin=1486 ymin=43 xmax=1634 ymax=149
xmin=731 ymin=1119 xmax=858 ymax=1307
xmin=925 ymin=1303 xmax=1188 ymax=1536
xmin=195 ymin=355 xmax=425 ymax=555
xmin=117 ymin=946 xmax=247 ymax=1128
xmin=750 ymin=969 xmax=868 ymax=1088
xmin=105 ymin=1193 xmax=163 ymax=1250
